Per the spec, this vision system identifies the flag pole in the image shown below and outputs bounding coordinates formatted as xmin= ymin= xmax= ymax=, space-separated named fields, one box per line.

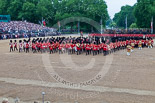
xmin=78 ymin=21 xmax=80 ymax=35
xmin=125 ymin=16 xmax=127 ymax=31
xmin=58 ymin=21 xmax=60 ymax=33
xmin=101 ymin=17 xmax=103 ymax=34
xmin=151 ymin=16 xmax=153 ymax=34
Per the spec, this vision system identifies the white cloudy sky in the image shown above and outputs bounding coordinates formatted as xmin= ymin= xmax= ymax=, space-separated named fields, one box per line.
xmin=105 ymin=0 xmax=137 ymax=19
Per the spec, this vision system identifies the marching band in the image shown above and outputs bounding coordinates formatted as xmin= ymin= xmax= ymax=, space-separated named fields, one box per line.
xmin=9 ymin=36 xmax=154 ymax=56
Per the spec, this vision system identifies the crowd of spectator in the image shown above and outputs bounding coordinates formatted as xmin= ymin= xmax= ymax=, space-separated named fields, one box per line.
xmin=0 ymin=21 xmax=153 ymax=40
xmin=0 ymin=21 xmax=56 ymax=40
xmin=103 ymin=28 xmax=151 ymax=34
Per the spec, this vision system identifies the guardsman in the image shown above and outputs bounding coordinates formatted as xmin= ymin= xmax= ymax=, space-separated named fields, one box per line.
xmin=49 ymin=42 xmax=54 ymax=54
xmin=19 ymin=40 xmax=22 ymax=53
xmin=142 ymin=39 xmax=145 ymax=47
xmin=148 ymin=39 xmax=153 ymax=48
xmin=103 ymin=43 xmax=108 ymax=56
xmin=36 ymin=41 xmax=39 ymax=52
xmin=92 ymin=42 xmax=97 ymax=56
xmin=25 ymin=41 xmax=29 ymax=53
xmin=14 ymin=40 xmax=18 ymax=51
xmin=131 ymin=40 xmax=135 ymax=52
xmin=40 ymin=41 xmax=44 ymax=53
xmin=96 ymin=43 xmax=100 ymax=54
xmin=109 ymin=42 xmax=114 ymax=53
xmin=114 ymin=42 xmax=117 ymax=52
xmin=85 ymin=42 xmax=91 ymax=55
xmin=68 ymin=42 xmax=72 ymax=55
xmin=151 ymin=38 xmax=154 ymax=47
xmin=127 ymin=43 xmax=132 ymax=56
xmin=65 ymin=42 xmax=69 ymax=53
xmin=32 ymin=41 xmax=37 ymax=53
xmin=58 ymin=42 xmax=64 ymax=54
xmin=23 ymin=40 xmax=26 ymax=52
xmin=72 ymin=42 xmax=76 ymax=54
xmin=138 ymin=40 xmax=142 ymax=50
xmin=9 ymin=40 xmax=13 ymax=52
xmin=71 ymin=42 xmax=75 ymax=54
xmin=76 ymin=42 xmax=81 ymax=55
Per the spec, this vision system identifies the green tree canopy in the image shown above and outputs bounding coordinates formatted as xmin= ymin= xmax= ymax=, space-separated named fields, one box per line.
xmin=113 ymin=5 xmax=136 ymax=28
xmin=0 ymin=0 xmax=109 ymax=32
xmin=134 ymin=0 xmax=155 ymax=30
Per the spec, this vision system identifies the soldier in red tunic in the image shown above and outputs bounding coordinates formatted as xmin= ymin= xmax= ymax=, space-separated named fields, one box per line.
xmin=148 ymin=38 xmax=153 ymax=48
xmin=14 ymin=40 xmax=18 ymax=51
xmin=9 ymin=40 xmax=13 ymax=52
xmin=68 ymin=42 xmax=72 ymax=55
xmin=58 ymin=42 xmax=64 ymax=54
xmin=76 ymin=42 xmax=81 ymax=55
xmin=49 ymin=42 xmax=54 ymax=54
xmin=151 ymin=38 xmax=154 ymax=47
xmin=36 ymin=41 xmax=40 ymax=52
xmin=92 ymin=42 xmax=97 ymax=56
xmin=32 ymin=41 xmax=37 ymax=53
xmin=40 ymin=41 xmax=44 ymax=53
xmin=19 ymin=40 xmax=22 ymax=53
xmin=103 ymin=43 xmax=108 ymax=56
xmin=85 ymin=42 xmax=91 ymax=55
xmin=23 ymin=40 xmax=26 ymax=52
xmin=25 ymin=41 xmax=29 ymax=53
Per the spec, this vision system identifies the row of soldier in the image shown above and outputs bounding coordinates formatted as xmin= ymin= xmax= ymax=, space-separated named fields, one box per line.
xmin=9 ymin=36 xmax=154 ymax=56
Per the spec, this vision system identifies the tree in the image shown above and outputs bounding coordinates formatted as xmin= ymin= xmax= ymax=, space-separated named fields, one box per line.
xmin=0 ymin=0 xmax=11 ymax=15
xmin=36 ymin=0 xmax=54 ymax=26
xmin=113 ymin=5 xmax=136 ymax=28
xmin=130 ymin=23 xmax=137 ymax=28
xmin=53 ymin=0 xmax=108 ymax=32
xmin=18 ymin=2 xmax=37 ymax=23
xmin=0 ymin=0 xmax=109 ymax=32
xmin=7 ymin=0 xmax=23 ymax=20
xmin=134 ymin=0 xmax=155 ymax=32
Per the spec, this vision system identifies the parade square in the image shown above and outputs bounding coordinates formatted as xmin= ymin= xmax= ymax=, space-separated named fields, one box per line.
xmin=0 ymin=37 xmax=155 ymax=103
xmin=0 ymin=0 xmax=155 ymax=103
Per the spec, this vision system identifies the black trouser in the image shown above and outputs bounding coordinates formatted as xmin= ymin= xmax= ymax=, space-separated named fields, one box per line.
xmin=93 ymin=50 xmax=97 ymax=56
xmin=97 ymin=50 xmax=100 ymax=54
xmin=86 ymin=50 xmax=90 ymax=55
xmin=37 ymin=47 xmax=40 ymax=52
xmin=10 ymin=47 xmax=13 ymax=52
xmin=72 ymin=49 xmax=75 ymax=54
xmin=19 ymin=48 xmax=22 ymax=53
xmin=14 ymin=46 xmax=18 ymax=51
xmin=103 ymin=50 xmax=108 ymax=56
xmin=68 ymin=49 xmax=72 ymax=55
xmin=66 ymin=48 xmax=68 ymax=53
xmin=33 ymin=49 xmax=37 ymax=53
xmin=50 ymin=50 xmax=53 ymax=54
xmin=77 ymin=50 xmax=81 ymax=55
xmin=114 ymin=48 xmax=117 ymax=52
xmin=41 ymin=49 xmax=45 ymax=53
xmin=26 ymin=48 xmax=29 ymax=53
xmin=23 ymin=47 xmax=25 ymax=52
xmin=59 ymin=49 xmax=63 ymax=54
xmin=90 ymin=50 xmax=92 ymax=54
xmin=53 ymin=48 xmax=57 ymax=53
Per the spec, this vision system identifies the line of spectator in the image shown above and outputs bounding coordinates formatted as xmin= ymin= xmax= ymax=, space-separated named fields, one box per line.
xmin=0 ymin=21 xmax=57 ymax=40
xmin=103 ymin=29 xmax=151 ymax=34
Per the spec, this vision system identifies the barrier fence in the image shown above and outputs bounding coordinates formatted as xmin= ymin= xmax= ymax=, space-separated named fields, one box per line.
xmin=88 ymin=34 xmax=155 ymax=37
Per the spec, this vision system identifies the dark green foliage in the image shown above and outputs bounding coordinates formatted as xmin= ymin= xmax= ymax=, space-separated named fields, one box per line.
xmin=0 ymin=0 xmax=109 ymax=32
xmin=113 ymin=5 xmax=136 ymax=28
xmin=134 ymin=0 xmax=155 ymax=30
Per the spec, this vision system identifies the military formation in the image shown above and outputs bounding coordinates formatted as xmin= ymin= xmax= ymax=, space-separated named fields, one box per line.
xmin=9 ymin=36 xmax=154 ymax=56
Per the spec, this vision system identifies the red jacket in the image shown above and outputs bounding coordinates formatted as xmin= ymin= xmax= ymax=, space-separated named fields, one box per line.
xmin=93 ymin=44 xmax=97 ymax=51
xmin=26 ymin=43 xmax=29 ymax=49
xmin=103 ymin=44 xmax=108 ymax=51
